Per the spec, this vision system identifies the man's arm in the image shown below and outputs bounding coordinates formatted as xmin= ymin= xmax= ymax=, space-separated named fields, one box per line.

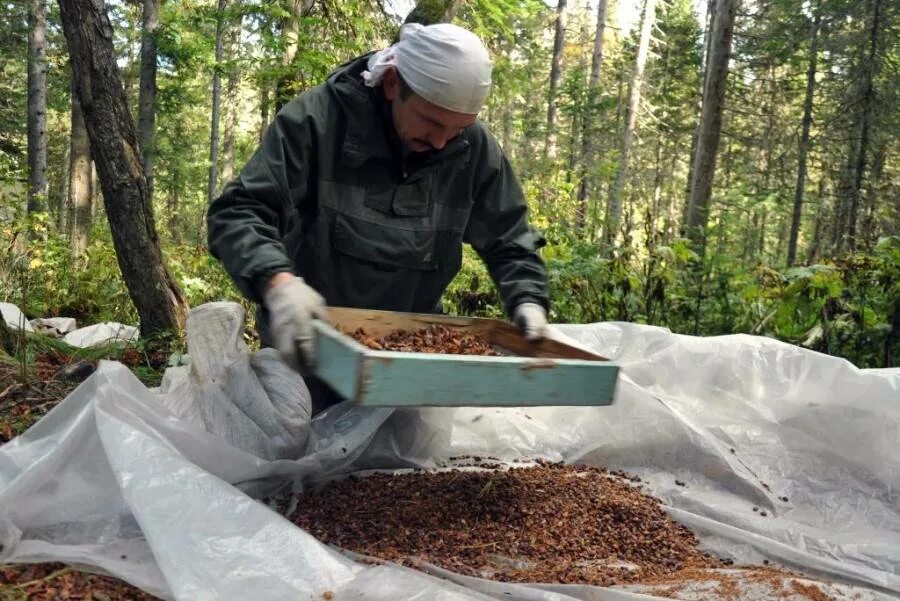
xmin=206 ymin=98 xmax=317 ymax=302
xmin=207 ymin=95 xmax=331 ymax=369
xmin=464 ymin=133 xmax=550 ymax=318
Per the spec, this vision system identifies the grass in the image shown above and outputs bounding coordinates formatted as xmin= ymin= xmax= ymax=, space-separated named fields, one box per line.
xmin=0 ymin=332 xmax=173 ymax=443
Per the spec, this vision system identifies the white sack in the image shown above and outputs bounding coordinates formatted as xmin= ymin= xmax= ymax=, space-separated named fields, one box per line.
xmin=63 ymin=322 xmax=139 ymax=347
xmin=154 ymin=302 xmax=312 ymax=460
xmin=30 ymin=317 xmax=78 ymax=337
xmin=0 ymin=302 xmax=33 ymax=333
xmin=0 ymin=306 xmax=898 ymax=601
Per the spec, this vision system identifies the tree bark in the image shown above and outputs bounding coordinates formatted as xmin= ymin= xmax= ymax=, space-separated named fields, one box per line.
xmin=787 ymin=9 xmax=820 ymax=266
xmin=274 ymin=0 xmax=316 ymax=112
xmin=259 ymin=77 xmax=270 ymax=142
xmin=69 ymin=73 xmax=93 ymax=255
xmin=545 ymin=0 xmax=568 ymax=159
xmin=124 ymin=7 xmax=140 ymax=103
xmin=58 ymin=0 xmax=189 ymax=337
xmin=57 ymin=140 xmax=70 ymax=232
xmin=682 ymin=0 xmax=715 ymax=228
xmin=805 ymin=181 xmax=824 ymax=265
xmin=605 ymin=0 xmax=657 ymax=245
xmin=861 ymin=145 xmax=884 ymax=248
xmin=208 ymin=0 xmax=228 ymax=204
xmin=401 ymin=0 xmax=463 ymax=30
xmin=27 ymin=0 xmax=48 ymax=213
xmin=576 ymin=0 xmax=608 ymax=229
xmin=683 ymin=0 xmax=736 ymax=252
xmin=138 ymin=0 xmax=160 ymax=198
xmin=221 ymin=24 xmax=240 ymax=185
xmin=845 ymin=0 xmax=881 ymax=253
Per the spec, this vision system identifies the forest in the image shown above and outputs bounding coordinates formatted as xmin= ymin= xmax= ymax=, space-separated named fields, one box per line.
xmin=0 ymin=0 xmax=897 ymax=368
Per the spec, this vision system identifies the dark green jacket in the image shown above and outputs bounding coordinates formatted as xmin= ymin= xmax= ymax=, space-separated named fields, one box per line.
xmin=207 ymin=55 xmax=548 ymax=327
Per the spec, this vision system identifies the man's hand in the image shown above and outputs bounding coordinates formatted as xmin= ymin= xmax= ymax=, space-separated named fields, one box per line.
xmin=513 ymin=302 xmax=548 ymax=341
xmin=263 ymin=274 xmax=328 ymax=372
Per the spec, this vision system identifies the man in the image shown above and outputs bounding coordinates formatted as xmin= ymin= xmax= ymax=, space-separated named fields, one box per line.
xmin=207 ymin=23 xmax=550 ymax=407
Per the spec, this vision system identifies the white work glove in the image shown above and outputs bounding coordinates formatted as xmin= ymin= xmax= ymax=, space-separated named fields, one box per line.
xmin=263 ymin=275 xmax=328 ymax=372
xmin=513 ymin=302 xmax=548 ymax=341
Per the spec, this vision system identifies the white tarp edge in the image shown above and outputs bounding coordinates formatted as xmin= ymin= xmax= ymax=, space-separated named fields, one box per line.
xmin=0 ymin=302 xmax=897 ymax=601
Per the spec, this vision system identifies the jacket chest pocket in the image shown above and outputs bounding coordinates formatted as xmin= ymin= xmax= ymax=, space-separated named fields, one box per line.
xmin=332 ymin=212 xmax=437 ymax=272
xmin=332 ymin=170 xmax=435 ymax=271
xmin=364 ymin=172 xmax=432 ymax=218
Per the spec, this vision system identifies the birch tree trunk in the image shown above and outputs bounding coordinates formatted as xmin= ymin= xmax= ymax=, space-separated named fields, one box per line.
xmin=259 ymin=77 xmax=270 ymax=142
xmin=835 ymin=0 xmax=881 ymax=254
xmin=683 ymin=0 xmax=736 ymax=251
xmin=274 ymin=0 xmax=316 ymax=111
xmin=545 ymin=0 xmax=568 ymax=159
xmin=69 ymin=75 xmax=93 ymax=255
xmin=58 ymin=0 xmax=189 ymax=336
xmin=221 ymin=25 xmax=240 ymax=185
xmin=577 ymin=0 xmax=608 ymax=230
xmin=682 ymin=0 xmax=715 ymax=227
xmin=27 ymin=0 xmax=48 ymax=213
xmin=605 ymin=0 xmax=657 ymax=245
xmin=401 ymin=0 xmax=463 ymax=29
xmin=138 ymin=0 xmax=160 ymax=198
xmin=208 ymin=0 xmax=228 ymax=204
xmin=787 ymin=9 xmax=820 ymax=266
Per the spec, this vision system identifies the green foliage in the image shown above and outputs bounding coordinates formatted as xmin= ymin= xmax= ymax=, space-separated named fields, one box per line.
xmin=2 ymin=0 xmax=897 ymax=370
xmin=446 ymin=228 xmax=898 ymax=367
xmin=0 ymin=206 xmax=245 ymax=328
xmin=0 ymin=0 xmax=27 ymax=183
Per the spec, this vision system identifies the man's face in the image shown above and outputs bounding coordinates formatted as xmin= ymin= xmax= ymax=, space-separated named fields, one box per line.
xmin=383 ymin=68 xmax=478 ymax=153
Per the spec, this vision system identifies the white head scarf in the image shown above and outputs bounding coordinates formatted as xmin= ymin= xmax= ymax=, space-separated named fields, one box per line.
xmin=362 ymin=23 xmax=493 ymax=115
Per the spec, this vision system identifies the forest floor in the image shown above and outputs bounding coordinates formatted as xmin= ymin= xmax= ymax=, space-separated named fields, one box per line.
xmin=0 ymin=336 xmax=169 ymax=600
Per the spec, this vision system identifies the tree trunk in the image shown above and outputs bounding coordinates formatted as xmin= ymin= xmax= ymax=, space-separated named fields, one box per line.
xmin=545 ymin=0 xmax=568 ymax=159
xmin=58 ymin=0 xmax=189 ymax=336
xmin=576 ymin=0 xmax=608 ymax=229
xmin=683 ymin=0 xmax=736 ymax=252
xmin=208 ymin=0 xmax=228 ymax=204
xmin=401 ymin=0 xmax=463 ymax=30
xmin=221 ymin=25 xmax=240 ymax=185
xmin=259 ymin=77 xmax=270 ymax=142
xmin=57 ymin=146 xmax=69 ymax=232
xmin=806 ymin=182 xmax=823 ymax=265
xmin=682 ymin=0 xmax=715 ymax=227
xmin=787 ymin=9 xmax=820 ymax=266
xmin=138 ymin=0 xmax=160 ymax=198
xmin=168 ymin=168 xmax=180 ymax=242
xmin=861 ymin=145 xmax=884 ymax=248
xmin=605 ymin=0 xmax=657 ymax=245
xmin=27 ymin=0 xmax=48 ymax=213
xmin=69 ymin=74 xmax=93 ymax=255
xmin=845 ymin=0 xmax=881 ymax=253
xmin=124 ymin=7 xmax=140 ymax=104
xmin=758 ymin=207 xmax=767 ymax=260
xmin=274 ymin=0 xmax=316 ymax=112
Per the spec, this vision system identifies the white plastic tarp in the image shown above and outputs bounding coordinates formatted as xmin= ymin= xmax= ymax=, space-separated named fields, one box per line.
xmin=0 ymin=302 xmax=898 ymax=601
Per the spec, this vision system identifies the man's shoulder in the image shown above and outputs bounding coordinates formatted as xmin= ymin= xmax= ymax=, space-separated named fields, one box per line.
xmin=465 ymin=120 xmax=506 ymax=162
xmin=278 ymin=83 xmax=336 ymax=122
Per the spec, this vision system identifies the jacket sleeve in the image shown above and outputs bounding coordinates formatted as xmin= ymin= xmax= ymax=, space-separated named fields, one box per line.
xmin=206 ymin=97 xmax=317 ymax=303
xmin=463 ymin=133 xmax=550 ymax=316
